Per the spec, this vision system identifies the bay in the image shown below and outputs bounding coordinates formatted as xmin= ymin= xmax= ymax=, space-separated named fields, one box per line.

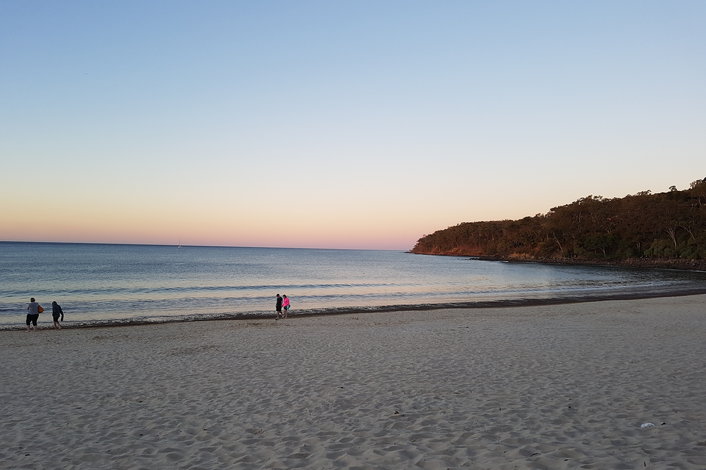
xmin=1 ymin=242 xmax=705 ymax=329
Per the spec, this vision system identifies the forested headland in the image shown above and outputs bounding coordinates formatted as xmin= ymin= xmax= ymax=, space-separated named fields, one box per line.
xmin=411 ymin=178 xmax=706 ymax=270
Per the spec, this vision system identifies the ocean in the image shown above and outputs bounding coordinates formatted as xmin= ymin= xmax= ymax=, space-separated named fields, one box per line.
xmin=2 ymin=241 xmax=705 ymax=329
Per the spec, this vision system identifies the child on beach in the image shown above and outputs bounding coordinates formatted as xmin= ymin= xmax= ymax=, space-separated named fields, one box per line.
xmin=282 ymin=295 xmax=290 ymax=318
xmin=51 ymin=301 xmax=64 ymax=329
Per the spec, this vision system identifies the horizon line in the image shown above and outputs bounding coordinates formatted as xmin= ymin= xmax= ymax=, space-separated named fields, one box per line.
xmin=0 ymin=240 xmax=410 ymax=252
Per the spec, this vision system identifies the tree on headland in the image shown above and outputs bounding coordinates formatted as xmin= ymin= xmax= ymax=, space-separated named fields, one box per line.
xmin=411 ymin=179 xmax=706 ymax=268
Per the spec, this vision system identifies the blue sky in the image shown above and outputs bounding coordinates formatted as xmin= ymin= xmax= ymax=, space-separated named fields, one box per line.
xmin=2 ymin=1 xmax=705 ymax=249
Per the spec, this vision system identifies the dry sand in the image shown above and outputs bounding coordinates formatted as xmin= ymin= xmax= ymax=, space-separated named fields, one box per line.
xmin=1 ymin=295 xmax=705 ymax=469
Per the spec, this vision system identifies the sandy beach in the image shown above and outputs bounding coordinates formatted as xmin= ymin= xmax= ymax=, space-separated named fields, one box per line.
xmin=1 ymin=295 xmax=705 ymax=469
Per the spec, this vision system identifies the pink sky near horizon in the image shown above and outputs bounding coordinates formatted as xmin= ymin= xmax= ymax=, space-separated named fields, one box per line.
xmin=3 ymin=173 xmax=703 ymax=250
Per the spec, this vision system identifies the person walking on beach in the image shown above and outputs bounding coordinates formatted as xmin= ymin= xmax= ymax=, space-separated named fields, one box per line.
xmin=51 ymin=301 xmax=64 ymax=329
xmin=282 ymin=295 xmax=290 ymax=318
xmin=26 ymin=297 xmax=43 ymax=331
xmin=275 ymin=294 xmax=283 ymax=319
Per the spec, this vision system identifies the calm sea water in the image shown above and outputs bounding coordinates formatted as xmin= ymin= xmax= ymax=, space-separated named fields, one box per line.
xmin=1 ymin=242 xmax=705 ymax=329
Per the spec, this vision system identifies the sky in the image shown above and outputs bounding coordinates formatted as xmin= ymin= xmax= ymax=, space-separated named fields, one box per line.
xmin=1 ymin=1 xmax=705 ymax=250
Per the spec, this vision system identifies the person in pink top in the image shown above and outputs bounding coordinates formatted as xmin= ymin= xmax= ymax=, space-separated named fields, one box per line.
xmin=282 ymin=295 xmax=290 ymax=318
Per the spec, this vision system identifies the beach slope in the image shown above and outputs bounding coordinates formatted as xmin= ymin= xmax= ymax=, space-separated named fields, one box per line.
xmin=1 ymin=295 xmax=705 ymax=469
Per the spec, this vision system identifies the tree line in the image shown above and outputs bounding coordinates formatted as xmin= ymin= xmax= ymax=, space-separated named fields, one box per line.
xmin=411 ymin=178 xmax=706 ymax=268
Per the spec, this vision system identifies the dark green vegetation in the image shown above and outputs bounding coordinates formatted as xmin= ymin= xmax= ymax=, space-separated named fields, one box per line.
xmin=412 ymin=178 xmax=706 ymax=269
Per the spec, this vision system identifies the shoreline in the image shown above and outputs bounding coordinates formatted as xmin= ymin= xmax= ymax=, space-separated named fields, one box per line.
xmin=409 ymin=251 xmax=706 ymax=271
xmin=3 ymin=284 xmax=706 ymax=331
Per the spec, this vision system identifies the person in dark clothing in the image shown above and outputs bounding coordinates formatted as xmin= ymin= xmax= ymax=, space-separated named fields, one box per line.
xmin=275 ymin=294 xmax=283 ymax=319
xmin=51 ymin=301 xmax=64 ymax=329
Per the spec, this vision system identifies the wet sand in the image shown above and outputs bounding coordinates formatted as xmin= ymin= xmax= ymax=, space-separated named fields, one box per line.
xmin=1 ymin=295 xmax=705 ymax=469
